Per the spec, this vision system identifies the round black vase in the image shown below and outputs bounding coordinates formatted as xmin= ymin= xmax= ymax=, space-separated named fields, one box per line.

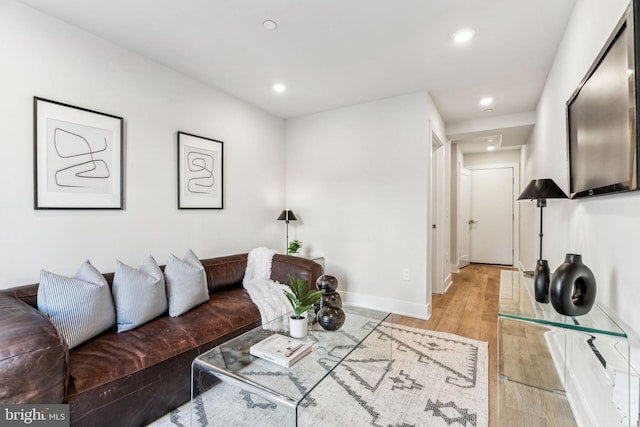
xmin=316 ymin=292 xmax=343 ymax=312
xmin=317 ymin=306 xmax=346 ymax=331
xmin=549 ymin=254 xmax=596 ymax=316
xmin=534 ymin=259 xmax=550 ymax=303
xmin=316 ymin=275 xmax=339 ymax=293
xmin=315 ymin=274 xmax=343 ymax=313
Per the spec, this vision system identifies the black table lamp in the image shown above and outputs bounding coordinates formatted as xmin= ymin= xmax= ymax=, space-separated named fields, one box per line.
xmin=277 ymin=210 xmax=297 ymax=254
xmin=517 ymin=179 xmax=568 ymax=303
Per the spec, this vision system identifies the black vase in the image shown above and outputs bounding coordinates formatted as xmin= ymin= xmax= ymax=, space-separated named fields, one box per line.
xmin=316 ymin=275 xmax=339 ymax=293
xmin=549 ymin=254 xmax=597 ymax=316
xmin=315 ymin=274 xmax=343 ymax=313
xmin=534 ymin=259 xmax=550 ymax=303
xmin=317 ymin=306 xmax=346 ymax=331
xmin=317 ymin=292 xmax=343 ymax=311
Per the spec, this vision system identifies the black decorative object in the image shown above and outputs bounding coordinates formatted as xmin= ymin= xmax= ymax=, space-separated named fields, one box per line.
xmin=549 ymin=254 xmax=597 ymax=316
xmin=314 ymin=274 xmax=345 ymax=331
xmin=517 ymin=179 xmax=568 ymax=303
xmin=315 ymin=274 xmax=342 ymax=314
xmin=534 ymin=260 xmax=551 ymax=303
xmin=317 ymin=306 xmax=346 ymax=331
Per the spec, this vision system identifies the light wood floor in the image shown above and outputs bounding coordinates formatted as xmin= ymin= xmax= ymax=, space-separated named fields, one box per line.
xmin=392 ymin=263 xmax=501 ymax=425
xmin=391 ymin=263 xmax=575 ymax=427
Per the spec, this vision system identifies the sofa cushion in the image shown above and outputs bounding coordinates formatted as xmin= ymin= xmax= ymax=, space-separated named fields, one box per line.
xmin=164 ymin=249 xmax=209 ymax=317
xmin=37 ymin=261 xmax=116 ymax=349
xmin=112 ymin=257 xmax=168 ymax=332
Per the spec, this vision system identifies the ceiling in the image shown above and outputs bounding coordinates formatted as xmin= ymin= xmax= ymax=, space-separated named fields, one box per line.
xmin=17 ymin=0 xmax=577 ymax=151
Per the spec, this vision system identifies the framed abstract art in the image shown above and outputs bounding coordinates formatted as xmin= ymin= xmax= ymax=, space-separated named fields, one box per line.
xmin=177 ymin=131 xmax=224 ymax=209
xmin=34 ymin=97 xmax=124 ymax=209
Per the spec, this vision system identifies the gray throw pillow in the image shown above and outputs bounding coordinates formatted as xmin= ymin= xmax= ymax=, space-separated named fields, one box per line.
xmin=164 ymin=249 xmax=209 ymax=317
xmin=112 ymin=256 xmax=168 ymax=332
xmin=38 ymin=260 xmax=116 ymax=349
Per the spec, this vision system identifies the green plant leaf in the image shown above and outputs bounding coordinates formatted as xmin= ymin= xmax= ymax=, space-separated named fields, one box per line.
xmin=287 ymin=240 xmax=302 ymax=253
xmin=285 ymin=275 xmax=324 ymax=317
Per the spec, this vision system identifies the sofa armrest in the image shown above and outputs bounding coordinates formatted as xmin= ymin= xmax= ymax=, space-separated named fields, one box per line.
xmin=271 ymin=255 xmax=324 ymax=291
xmin=0 ymin=293 xmax=68 ymax=404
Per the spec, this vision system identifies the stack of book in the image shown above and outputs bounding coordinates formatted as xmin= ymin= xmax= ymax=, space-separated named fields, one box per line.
xmin=249 ymin=334 xmax=312 ymax=368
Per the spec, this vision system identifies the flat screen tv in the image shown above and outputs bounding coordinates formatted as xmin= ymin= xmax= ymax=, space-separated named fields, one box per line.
xmin=566 ymin=3 xmax=639 ymax=198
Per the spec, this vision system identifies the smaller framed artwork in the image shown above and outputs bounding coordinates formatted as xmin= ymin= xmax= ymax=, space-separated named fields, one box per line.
xmin=34 ymin=97 xmax=124 ymax=209
xmin=178 ymin=132 xmax=224 ymax=209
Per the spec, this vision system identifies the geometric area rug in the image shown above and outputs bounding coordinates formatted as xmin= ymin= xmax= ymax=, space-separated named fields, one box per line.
xmin=147 ymin=322 xmax=488 ymax=427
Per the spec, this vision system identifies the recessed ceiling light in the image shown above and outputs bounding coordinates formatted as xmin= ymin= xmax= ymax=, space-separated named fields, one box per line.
xmin=263 ymin=20 xmax=277 ymax=30
xmin=487 ymin=144 xmax=496 ymax=151
xmin=273 ymin=83 xmax=287 ymax=93
xmin=453 ymin=28 xmax=475 ymax=44
xmin=480 ymin=97 xmax=494 ymax=106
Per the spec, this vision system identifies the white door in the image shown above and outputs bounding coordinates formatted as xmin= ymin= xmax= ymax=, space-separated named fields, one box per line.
xmin=470 ymin=167 xmax=514 ymax=265
xmin=458 ymin=168 xmax=471 ymax=268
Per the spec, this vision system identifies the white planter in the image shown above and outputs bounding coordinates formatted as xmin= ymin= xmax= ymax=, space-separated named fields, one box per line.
xmin=289 ymin=316 xmax=307 ymax=338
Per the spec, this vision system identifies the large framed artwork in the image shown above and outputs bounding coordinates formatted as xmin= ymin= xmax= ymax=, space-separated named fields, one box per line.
xmin=34 ymin=97 xmax=124 ymax=209
xmin=177 ymin=132 xmax=224 ymax=209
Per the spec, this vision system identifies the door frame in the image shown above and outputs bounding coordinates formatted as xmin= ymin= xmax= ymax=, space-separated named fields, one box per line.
xmin=465 ymin=162 xmax=520 ymax=267
xmin=429 ymin=130 xmax=451 ymax=295
xmin=457 ymin=167 xmax=471 ymax=269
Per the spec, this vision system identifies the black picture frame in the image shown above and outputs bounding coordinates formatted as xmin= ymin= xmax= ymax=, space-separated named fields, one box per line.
xmin=34 ymin=97 xmax=124 ymax=209
xmin=177 ymin=131 xmax=224 ymax=209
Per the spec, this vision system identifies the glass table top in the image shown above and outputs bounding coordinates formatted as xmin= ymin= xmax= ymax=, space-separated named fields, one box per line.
xmin=498 ymin=270 xmax=626 ymax=337
xmin=193 ymin=305 xmax=391 ymax=406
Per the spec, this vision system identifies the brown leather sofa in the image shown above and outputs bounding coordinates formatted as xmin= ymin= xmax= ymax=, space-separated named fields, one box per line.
xmin=0 ymin=253 xmax=322 ymax=427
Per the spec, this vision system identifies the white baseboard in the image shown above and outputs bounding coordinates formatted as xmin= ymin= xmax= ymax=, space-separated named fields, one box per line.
xmin=342 ymin=291 xmax=430 ymax=320
xmin=518 ymin=260 xmax=527 ymax=273
xmin=450 ymin=264 xmax=460 ymax=274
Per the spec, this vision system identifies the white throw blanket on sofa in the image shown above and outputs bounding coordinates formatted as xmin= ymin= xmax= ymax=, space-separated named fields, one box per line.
xmin=243 ymin=247 xmax=292 ymax=326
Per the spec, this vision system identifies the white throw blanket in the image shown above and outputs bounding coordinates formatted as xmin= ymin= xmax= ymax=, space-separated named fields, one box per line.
xmin=243 ymin=247 xmax=292 ymax=326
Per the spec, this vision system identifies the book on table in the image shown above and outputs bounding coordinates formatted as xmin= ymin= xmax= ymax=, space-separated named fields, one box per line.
xmin=249 ymin=333 xmax=312 ymax=368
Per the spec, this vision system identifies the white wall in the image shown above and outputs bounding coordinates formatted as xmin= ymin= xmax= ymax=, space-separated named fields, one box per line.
xmin=522 ymin=0 xmax=640 ymax=347
xmin=463 ymin=149 xmax=521 ymax=167
xmin=0 ymin=1 xmax=285 ymax=287
xmin=285 ymin=92 xmax=446 ymax=319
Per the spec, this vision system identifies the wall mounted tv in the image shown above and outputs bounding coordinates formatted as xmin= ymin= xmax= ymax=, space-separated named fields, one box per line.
xmin=566 ymin=3 xmax=639 ymax=199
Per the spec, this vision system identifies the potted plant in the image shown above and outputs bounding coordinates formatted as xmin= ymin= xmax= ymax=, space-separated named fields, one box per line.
xmin=287 ymin=240 xmax=302 ymax=256
xmin=283 ymin=275 xmax=324 ymax=338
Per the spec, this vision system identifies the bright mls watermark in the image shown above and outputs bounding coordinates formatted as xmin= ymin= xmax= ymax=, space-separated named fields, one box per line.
xmin=1 ymin=405 xmax=69 ymax=426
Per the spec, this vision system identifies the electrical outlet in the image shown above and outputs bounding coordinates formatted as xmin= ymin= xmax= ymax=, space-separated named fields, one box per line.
xmin=402 ymin=268 xmax=411 ymax=281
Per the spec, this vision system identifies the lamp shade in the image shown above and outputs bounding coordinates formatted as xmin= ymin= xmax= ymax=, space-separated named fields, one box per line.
xmin=518 ymin=179 xmax=568 ymax=201
xmin=277 ymin=210 xmax=297 ymax=221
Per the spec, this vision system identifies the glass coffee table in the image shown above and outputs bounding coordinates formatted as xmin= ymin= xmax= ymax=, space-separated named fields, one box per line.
xmin=191 ymin=305 xmax=391 ymax=426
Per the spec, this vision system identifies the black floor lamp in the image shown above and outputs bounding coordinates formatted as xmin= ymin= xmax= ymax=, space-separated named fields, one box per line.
xmin=517 ymin=179 xmax=568 ymax=303
xmin=277 ymin=209 xmax=297 ymax=254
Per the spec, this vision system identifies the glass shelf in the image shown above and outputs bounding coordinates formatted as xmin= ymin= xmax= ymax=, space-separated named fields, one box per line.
xmin=498 ymin=270 xmax=626 ymax=338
